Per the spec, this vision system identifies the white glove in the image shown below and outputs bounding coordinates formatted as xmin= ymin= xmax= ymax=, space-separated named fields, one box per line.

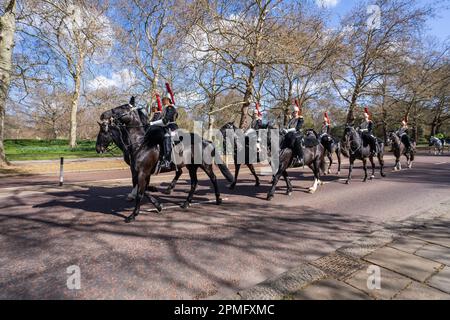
xmin=150 ymin=119 xmax=164 ymax=126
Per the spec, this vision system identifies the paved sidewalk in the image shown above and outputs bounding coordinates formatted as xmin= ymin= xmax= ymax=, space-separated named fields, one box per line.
xmin=234 ymin=201 xmax=450 ymax=300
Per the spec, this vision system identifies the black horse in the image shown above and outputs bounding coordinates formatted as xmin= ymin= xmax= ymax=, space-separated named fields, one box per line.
xmin=219 ymin=122 xmax=275 ymax=189
xmin=96 ymin=102 xmax=158 ymax=200
xmin=266 ymin=129 xmax=326 ymax=201
xmin=342 ymin=125 xmax=385 ymax=184
xmin=95 ymin=98 xmax=234 ymax=222
xmin=319 ymin=133 xmax=342 ymax=175
xmin=387 ymin=131 xmax=415 ymax=171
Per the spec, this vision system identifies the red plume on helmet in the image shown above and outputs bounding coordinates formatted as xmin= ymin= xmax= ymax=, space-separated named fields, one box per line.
xmin=255 ymin=102 xmax=262 ymax=117
xmin=165 ymin=82 xmax=175 ymax=105
xmin=403 ymin=114 xmax=408 ymax=124
xmin=293 ymin=99 xmax=302 ymax=114
xmin=155 ymin=93 xmax=162 ymax=112
xmin=324 ymin=112 xmax=331 ymax=125
xmin=364 ymin=107 xmax=370 ymax=120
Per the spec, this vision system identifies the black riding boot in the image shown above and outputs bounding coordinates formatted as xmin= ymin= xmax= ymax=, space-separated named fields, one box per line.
xmin=161 ymin=133 xmax=172 ymax=169
xmin=370 ymin=138 xmax=377 ymax=156
xmin=293 ymin=136 xmax=304 ymax=166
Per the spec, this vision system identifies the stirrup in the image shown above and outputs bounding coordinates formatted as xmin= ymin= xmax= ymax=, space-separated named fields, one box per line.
xmin=292 ymin=156 xmax=303 ymax=167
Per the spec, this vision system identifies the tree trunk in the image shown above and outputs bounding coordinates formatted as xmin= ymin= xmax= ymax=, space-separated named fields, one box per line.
xmin=239 ymin=66 xmax=255 ymax=129
xmin=430 ymin=122 xmax=437 ymax=136
xmin=0 ymin=0 xmax=16 ymax=166
xmin=69 ymin=61 xmax=83 ymax=148
xmin=347 ymin=87 xmax=360 ymax=124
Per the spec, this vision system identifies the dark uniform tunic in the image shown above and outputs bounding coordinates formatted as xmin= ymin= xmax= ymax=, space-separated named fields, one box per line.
xmin=161 ymin=104 xmax=178 ymax=131
xmin=360 ymin=120 xmax=377 ymax=153
xmin=286 ymin=116 xmax=304 ymax=160
xmin=321 ymin=123 xmax=331 ymax=135
xmin=250 ymin=118 xmax=263 ymax=131
xmin=287 ymin=117 xmax=304 ymax=132
xmin=397 ymin=126 xmax=411 ymax=150
xmin=151 ymin=111 xmax=162 ymax=122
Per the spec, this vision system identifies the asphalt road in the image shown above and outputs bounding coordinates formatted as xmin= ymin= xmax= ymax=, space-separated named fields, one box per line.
xmin=0 ymin=152 xmax=449 ymax=299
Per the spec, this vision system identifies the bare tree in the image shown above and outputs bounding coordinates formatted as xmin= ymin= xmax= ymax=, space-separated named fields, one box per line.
xmin=21 ymin=0 xmax=113 ymax=147
xmin=331 ymin=0 xmax=433 ymax=124
xmin=0 ymin=0 xmax=16 ymax=165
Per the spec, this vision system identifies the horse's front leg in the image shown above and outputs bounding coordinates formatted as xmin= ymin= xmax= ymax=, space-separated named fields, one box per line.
xmin=327 ymin=153 xmax=333 ymax=175
xmin=308 ymin=159 xmax=321 ymax=193
xmin=181 ymin=166 xmax=198 ymax=209
xmin=229 ymin=163 xmax=240 ymax=190
xmin=369 ymin=156 xmax=376 ymax=179
xmin=202 ymin=164 xmax=222 ymax=205
xmin=336 ymin=148 xmax=342 ymax=175
xmin=378 ymin=152 xmax=385 ymax=177
xmin=247 ymin=164 xmax=260 ymax=187
xmin=346 ymin=158 xmax=354 ymax=184
xmin=127 ymin=166 xmax=138 ymax=201
xmin=125 ymin=172 xmax=146 ymax=223
xmin=283 ymin=171 xmax=293 ymax=196
xmin=267 ymin=170 xmax=283 ymax=201
xmin=163 ymin=168 xmax=183 ymax=195
xmin=362 ymin=158 xmax=368 ymax=182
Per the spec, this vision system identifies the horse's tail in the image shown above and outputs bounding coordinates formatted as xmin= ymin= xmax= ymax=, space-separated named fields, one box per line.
xmin=217 ymin=163 xmax=234 ymax=183
xmin=410 ymin=142 xmax=416 ymax=161
xmin=208 ymin=140 xmax=235 ymax=183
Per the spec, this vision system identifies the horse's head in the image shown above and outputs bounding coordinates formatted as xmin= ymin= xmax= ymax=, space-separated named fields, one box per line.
xmin=96 ymin=117 xmax=115 ymax=153
xmin=219 ymin=121 xmax=238 ymax=152
xmin=95 ymin=97 xmax=139 ymax=153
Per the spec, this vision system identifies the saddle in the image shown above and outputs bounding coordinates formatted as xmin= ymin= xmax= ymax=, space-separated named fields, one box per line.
xmin=304 ymin=135 xmax=320 ymax=148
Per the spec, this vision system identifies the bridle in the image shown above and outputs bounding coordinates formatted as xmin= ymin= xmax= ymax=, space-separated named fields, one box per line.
xmin=344 ymin=127 xmax=361 ymax=155
xmin=99 ymin=106 xmax=148 ymax=153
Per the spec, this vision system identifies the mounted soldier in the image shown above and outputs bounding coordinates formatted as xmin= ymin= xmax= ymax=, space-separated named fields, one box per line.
xmin=320 ymin=112 xmax=331 ymax=139
xmin=397 ymin=116 xmax=412 ymax=153
xmin=358 ymin=107 xmax=377 ymax=156
xmin=283 ymin=99 xmax=305 ymax=164
xmin=150 ymin=93 xmax=163 ymax=122
xmin=149 ymin=83 xmax=179 ymax=170
xmin=245 ymin=102 xmax=263 ymax=152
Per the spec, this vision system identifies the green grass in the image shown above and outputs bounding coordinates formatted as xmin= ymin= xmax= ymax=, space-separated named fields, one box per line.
xmin=4 ymin=139 xmax=115 ymax=161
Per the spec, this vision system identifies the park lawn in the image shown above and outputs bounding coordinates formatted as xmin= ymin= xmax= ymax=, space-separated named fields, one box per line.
xmin=4 ymin=139 xmax=115 ymax=161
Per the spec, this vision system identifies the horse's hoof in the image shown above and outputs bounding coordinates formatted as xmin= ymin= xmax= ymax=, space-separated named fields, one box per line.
xmin=255 ymin=181 xmax=260 ymax=187
xmin=147 ymin=186 xmax=158 ymax=192
xmin=308 ymin=188 xmax=316 ymax=194
xmin=286 ymin=191 xmax=292 ymax=196
xmin=381 ymin=173 xmax=386 ymax=177
xmin=126 ymin=195 xmax=135 ymax=202
xmin=155 ymin=204 xmax=163 ymax=213
xmin=337 ymin=171 xmax=341 ymax=176
xmin=228 ymin=184 xmax=236 ymax=190
xmin=216 ymin=198 xmax=223 ymax=205
xmin=181 ymin=202 xmax=190 ymax=209
xmin=162 ymin=188 xmax=172 ymax=195
xmin=267 ymin=195 xmax=274 ymax=201
xmin=125 ymin=215 xmax=135 ymax=223
xmin=345 ymin=180 xmax=350 ymax=185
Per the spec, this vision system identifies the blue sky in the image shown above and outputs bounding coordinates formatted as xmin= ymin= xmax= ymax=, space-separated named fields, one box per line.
xmin=316 ymin=0 xmax=450 ymax=41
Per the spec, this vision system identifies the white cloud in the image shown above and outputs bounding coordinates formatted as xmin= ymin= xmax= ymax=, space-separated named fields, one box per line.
xmin=316 ymin=0 xmax=340 ymax=8
xmin=87 ymin=69 xmax=136 ymax=91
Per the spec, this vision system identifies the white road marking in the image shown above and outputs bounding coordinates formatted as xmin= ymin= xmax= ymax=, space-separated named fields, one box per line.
xmin=434 ymin=162 xmax=447 ymax=165
xmin=144 ymin=198 xmax=229 ymax=212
